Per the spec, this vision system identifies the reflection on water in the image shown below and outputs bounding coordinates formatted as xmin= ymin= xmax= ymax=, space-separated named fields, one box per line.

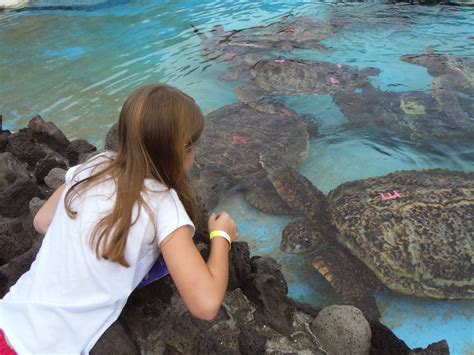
xmin=1 ymin=0 xmax=473 ymax=352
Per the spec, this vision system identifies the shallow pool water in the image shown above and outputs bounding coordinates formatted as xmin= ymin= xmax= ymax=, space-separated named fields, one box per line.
xmin=1 ymin=1 xmax=473 ymax=353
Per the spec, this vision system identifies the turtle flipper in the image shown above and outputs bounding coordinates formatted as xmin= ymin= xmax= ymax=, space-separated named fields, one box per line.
xmin=235 ymin=82 xmax=279 ymax=114
xmin=259 ymin=153 xmax=328 ymax=223
xmin=244 ymin=179 xmax=296 ymax=215
xmin=312 ymin=244 xmax=381 ymax=321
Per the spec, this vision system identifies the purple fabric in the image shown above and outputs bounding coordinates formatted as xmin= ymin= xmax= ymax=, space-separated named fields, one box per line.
xmin=137 ymin=255 xmax=169 ymax=288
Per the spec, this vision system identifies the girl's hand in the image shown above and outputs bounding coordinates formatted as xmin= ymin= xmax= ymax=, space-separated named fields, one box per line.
xmin=208 ymin=212 xmax=238 ymax=241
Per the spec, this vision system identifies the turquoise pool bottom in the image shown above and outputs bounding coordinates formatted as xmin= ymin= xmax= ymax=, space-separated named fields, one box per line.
xmin=215 ymin=190 xmax=473 ymax=355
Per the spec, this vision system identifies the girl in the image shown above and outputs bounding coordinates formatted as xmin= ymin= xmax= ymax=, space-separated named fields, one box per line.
xmin=0 ymin=84 xmax=238 ymax=354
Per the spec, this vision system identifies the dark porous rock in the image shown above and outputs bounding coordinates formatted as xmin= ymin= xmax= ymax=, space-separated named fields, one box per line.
xmin=104 ymin=122 xmax=118 ymax=151
xmin=28 ymin=115 xmax=71 ymax=153
xmin=242 ymin=272 xmax=295 ymax=335
xmin=91 ymin=320 xmax=139 ymax=355
xmin=66 ymin=139 xmax=97 ymax=166
xmin=238 ymin=327 xmax=266 ymax=355
xmin=370 ymin=321 xmax=411 ymax=354
xmin=0 ymin=178 xmax=43 ymax=218
xmin=228 ymin=241 xmax=252 ymax=291
xmin=0 ymin=240 xmax=40 ymax=297
xmin=122 ymin=285 xmax=325 ymax=354
xmin=0 ymin=152 xmax=29 ymax=190
xmin=34 ymin=156 xmax=68 ymax=183
xmin=0 ymin=130 xmax=11 ymax=153
xmin=411 ymin=340 xmax=450 ymax=355
xmin=250 ymin=255 xmax=288 ymax=295
xmin=29 ymin=197 xmax=46 ymax=219
xmin=44 ymin=167 xmax=67 ymax=190
xmin=0 ymin=218 xmax=33 ymax=265
xmin=6 ymin=132 xmax=47 ymax=168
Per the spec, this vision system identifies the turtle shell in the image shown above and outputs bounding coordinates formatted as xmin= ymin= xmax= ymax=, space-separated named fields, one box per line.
xmin=194 ymin=102 xmax=310 ymax=184
xmin=328 ymin=169 xmax=474 ymax=299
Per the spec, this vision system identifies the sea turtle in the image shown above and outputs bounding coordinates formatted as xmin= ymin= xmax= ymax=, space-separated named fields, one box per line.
xmin=333 ymin=85 xmax=474 ymax=143
xmin=193 ymin=15 xmax=343 ymax=63
xmin=193 ymin=102 xmax=316 ymax=213
xmin=400 ymin=53 xmax=474 ymax=122
xmin=235 ymin=59 xmax=380 ymax=113
xmin=259 ymin=154 xmax=474 ymax=320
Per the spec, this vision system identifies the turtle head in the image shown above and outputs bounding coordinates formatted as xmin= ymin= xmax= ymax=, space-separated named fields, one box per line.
xmin=280 ymin=220 xmax=326 ymax=254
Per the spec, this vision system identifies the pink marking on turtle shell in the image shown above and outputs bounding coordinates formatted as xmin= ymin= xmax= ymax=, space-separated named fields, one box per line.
xmin=278 ymin=108 xmax=292 ymax=117
xmin=330 ymin=76 xmax=341 ymax=85
xmin=274 ymin=59 xmax=286 ymax=63
xmin=280 ymin=27 xmax=299 ymax=33
xmin=232 ymin=135 xmax=247 ymax=144
xmin=380 ymin=190 xmax=401 ymax=201
xmin=337 ymin=64 xmax=342 ymax=69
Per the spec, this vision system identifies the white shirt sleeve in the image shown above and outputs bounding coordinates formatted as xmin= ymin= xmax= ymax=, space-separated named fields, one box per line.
xmin=65 ymin=164 xmax=81 ymax=186
xmin=155 ymin=189 xmax=195 ymax=246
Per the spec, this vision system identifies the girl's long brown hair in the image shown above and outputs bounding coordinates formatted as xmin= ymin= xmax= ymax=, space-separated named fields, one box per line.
xmin=64 ymin=84 xmax=204 ymax=266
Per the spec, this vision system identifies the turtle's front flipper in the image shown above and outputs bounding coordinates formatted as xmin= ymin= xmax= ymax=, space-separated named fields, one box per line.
xmin=235 ymin=82 xmax=279 ymax=114
xmin=312 ymin=244 xmax=381 ymax=321
xmin=244 ymin=179 xmax=296 ymax=215
xmin=259 ymin=153 xmax=328 ymax=223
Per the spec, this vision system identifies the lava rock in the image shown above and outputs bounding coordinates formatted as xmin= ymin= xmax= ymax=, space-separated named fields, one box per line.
xmin=228 ymin=241 xmax=252 ymax=290
xmin=0 ymin=178 xmax=42 ymax=218
xmin=66 ymin=139 xmax=97 ymax=166
xmin=28 ymin=115 xmax=70 ymax=153
xmin=0 ymin=218 xmax=33 ymax=265
xmin=104 ymin=123 xmax=118 ymax=151
xmin=0 ymin=130 xmax=11 ymax=153
xmin=370 ymin=321 xmax=411 ymax=354
xmin=250 ymin=255 xmax=288 ymax=295
xmin=411 ymin=340 xmax=450 ymax=354
xmin=6 ymin=132 xmax=47 ymax=168
xmin=44 ymin=167 xmax=67 ymax=190
xmin=0 ymin=152 xmax=29 ymax=190
xmin=312 ymin=305 xmax=372 ymax=355
xmin=242 ymin=272 xmax=295 ymax=335
xmin=34 ymin=156 xmax=67 ymax=183
xmin=29 ymin=197 xmax=46 ymax=218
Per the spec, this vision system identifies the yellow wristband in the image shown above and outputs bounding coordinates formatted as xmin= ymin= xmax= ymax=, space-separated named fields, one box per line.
xmin=209 ymin=230 xmax=232 ymax=250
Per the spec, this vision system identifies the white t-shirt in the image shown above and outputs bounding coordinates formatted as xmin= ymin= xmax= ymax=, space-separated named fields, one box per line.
xmin=0 ymin=152 xmax=194 ymax=354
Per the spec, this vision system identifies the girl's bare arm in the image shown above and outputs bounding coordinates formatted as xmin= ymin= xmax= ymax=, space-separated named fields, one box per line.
xmin=160 ymin=214 xmax=236 ymax=321
xmin=33 ymin=183 xmax=66 ymax=235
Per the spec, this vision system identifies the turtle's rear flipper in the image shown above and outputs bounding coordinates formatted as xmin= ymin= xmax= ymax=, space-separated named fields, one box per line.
xmin=244 ymin=179 xmax=296 ymax=215
xmin=312 ymin=245 xmax=381 ymax=321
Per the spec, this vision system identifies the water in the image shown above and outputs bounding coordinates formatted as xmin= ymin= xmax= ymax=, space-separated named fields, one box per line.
xmin=1 ymin=1 xmax=473 ymax=353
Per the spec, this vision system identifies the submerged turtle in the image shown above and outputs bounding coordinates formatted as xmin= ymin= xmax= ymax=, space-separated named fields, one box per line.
xmin=400 ymin=53 xmax=474 ymax=122
xmin=193 ymin=102 xmax=316 ymax=213
xmin=333 ymin=85 xmax=474 ymax=143
xmin=235 ymin=59 xmax=380 ymax=113
xmin=193 ymin=15 xmax=343 ymax=63
xmin=260 ymin=154 xmax=474 ymax=320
